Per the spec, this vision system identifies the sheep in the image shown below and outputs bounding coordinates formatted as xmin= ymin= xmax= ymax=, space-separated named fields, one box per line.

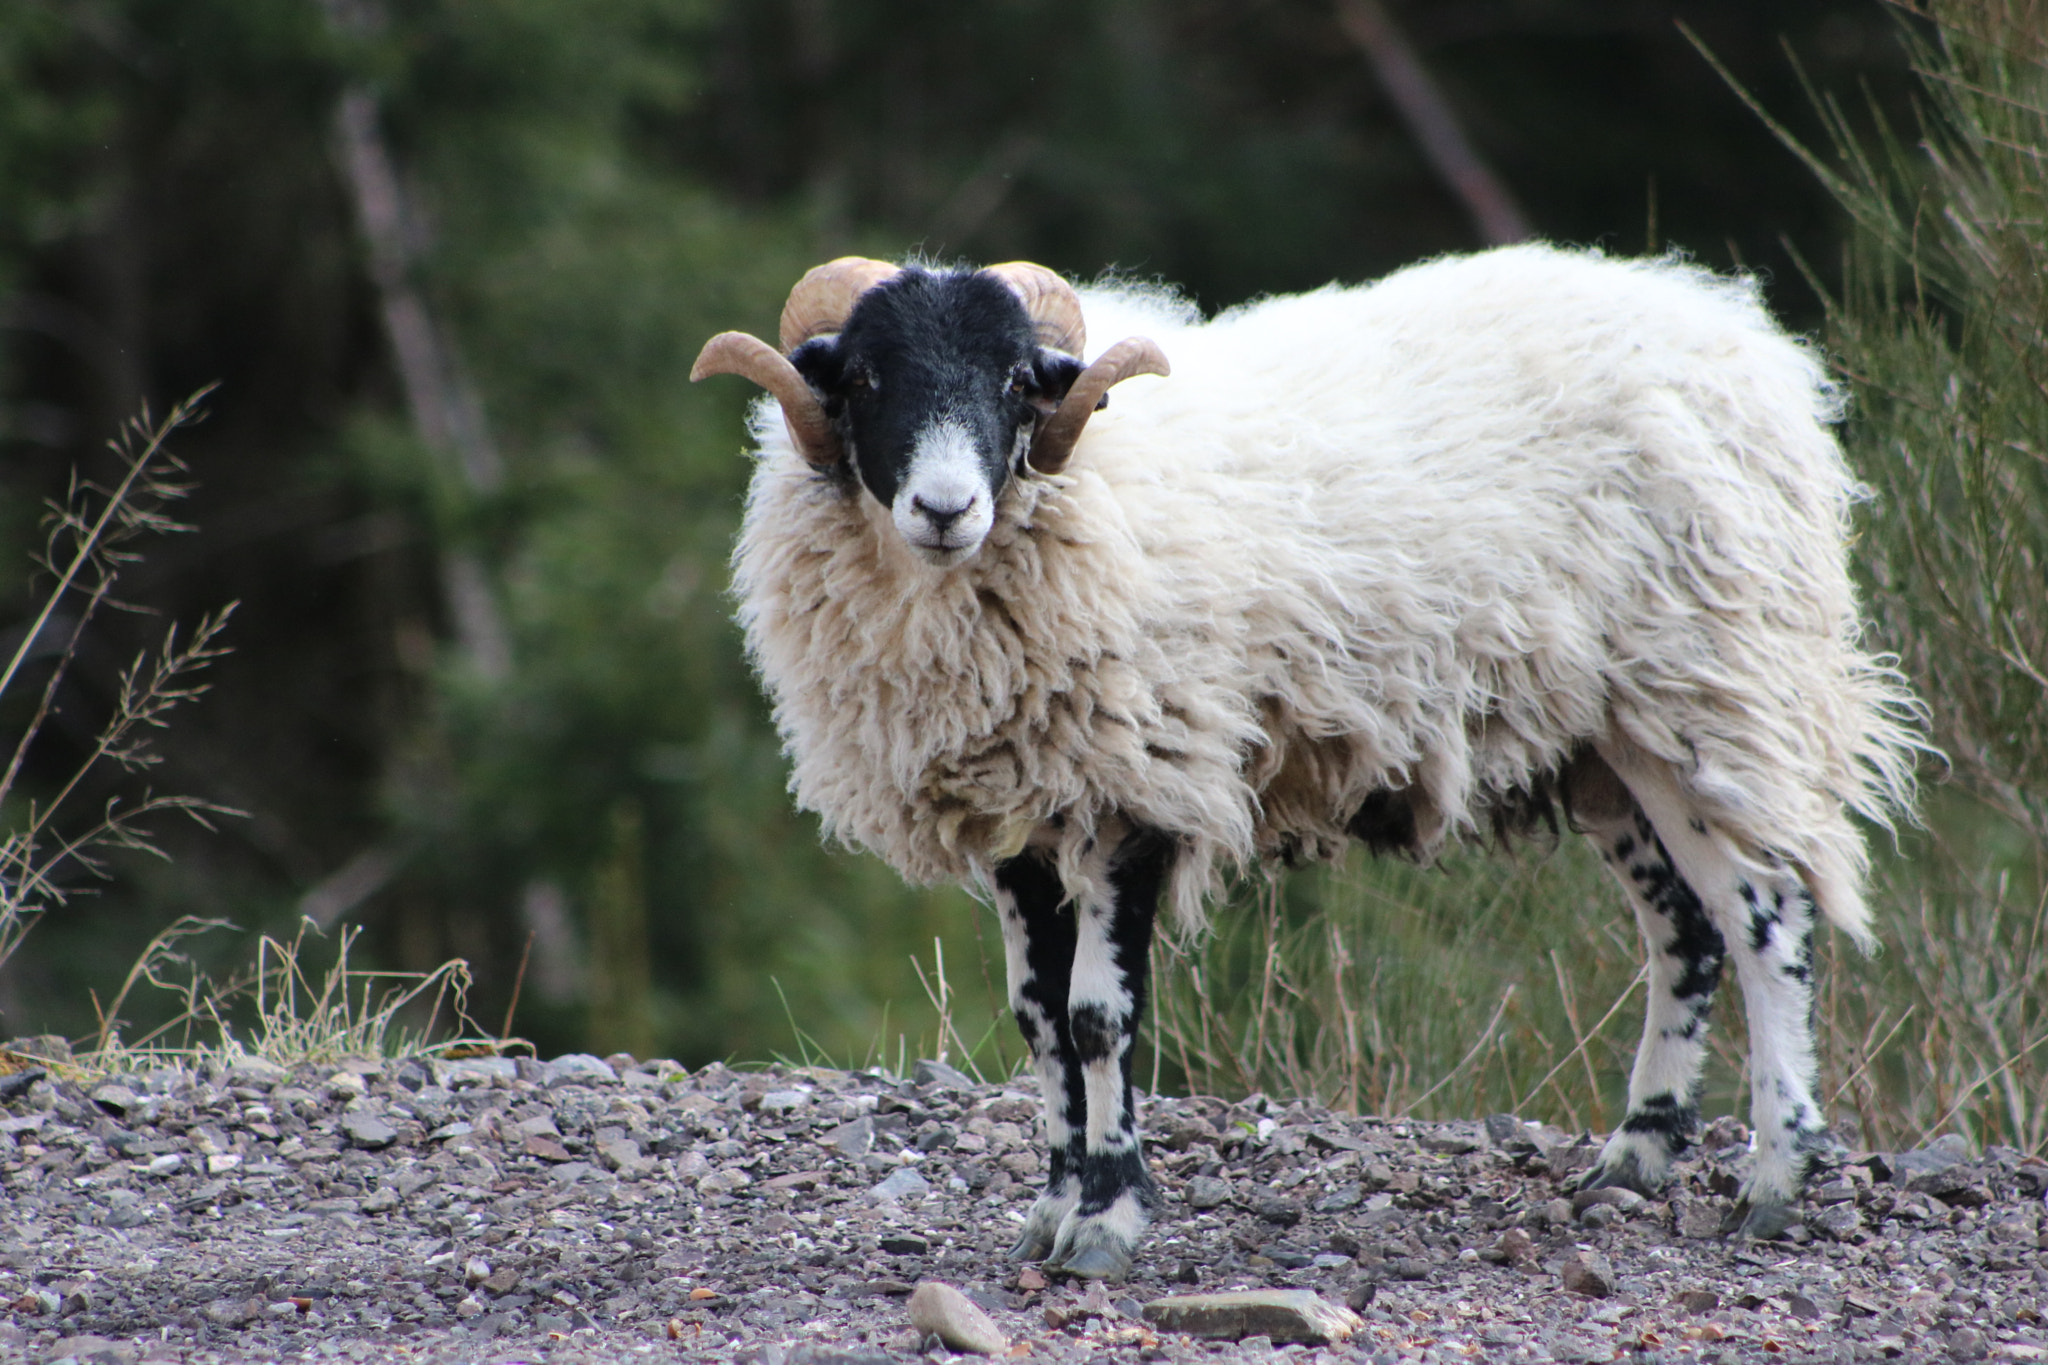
xmin=692 ymin=245 xmax=1924 ymax=1279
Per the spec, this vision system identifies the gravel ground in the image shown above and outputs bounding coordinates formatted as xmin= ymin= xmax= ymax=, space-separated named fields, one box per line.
xmin=3 ymin=1046 xmax=2046 ymax=1364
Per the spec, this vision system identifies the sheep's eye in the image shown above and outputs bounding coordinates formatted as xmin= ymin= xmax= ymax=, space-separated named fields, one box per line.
xmin=1006 ymin=366 xmax=1032 ymax=397
xmin=847 ymin=366 xmax=877 ymax=394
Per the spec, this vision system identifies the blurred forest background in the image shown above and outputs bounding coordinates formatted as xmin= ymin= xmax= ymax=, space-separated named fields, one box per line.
xmin=1 ymin=0 xmax=2042 ymax=1149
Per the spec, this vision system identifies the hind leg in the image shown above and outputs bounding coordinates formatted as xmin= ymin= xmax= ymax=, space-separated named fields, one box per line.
xmin=1574 ymin=759 xmax=1728 ymax=1196
xmin=1601 ymin=748 xmax=1837 ymax=1237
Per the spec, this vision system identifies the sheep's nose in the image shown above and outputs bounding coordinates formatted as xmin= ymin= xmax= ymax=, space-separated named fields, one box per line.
xmin=912 ymin=492 xmax=976 ymax=531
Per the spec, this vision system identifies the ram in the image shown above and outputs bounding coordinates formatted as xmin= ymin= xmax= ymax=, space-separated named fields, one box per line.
xmin=693 ymin=246 xmax=1923 ymax=1279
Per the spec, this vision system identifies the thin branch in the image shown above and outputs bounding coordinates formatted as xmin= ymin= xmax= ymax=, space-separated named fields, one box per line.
xmin=1335 ymin=0 xmax=1533 ymax=245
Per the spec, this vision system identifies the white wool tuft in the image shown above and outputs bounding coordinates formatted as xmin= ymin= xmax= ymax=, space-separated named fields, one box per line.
xmin=730 ymin=244 xmax=1925 ymax=944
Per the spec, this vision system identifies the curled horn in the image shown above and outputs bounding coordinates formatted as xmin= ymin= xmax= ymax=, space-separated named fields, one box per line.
xmin=691 ymin=256 xmax=902 ymax=468
xmin=983 ymin=261 xmax=1087 ymax=356
xmin=1028 ymin=336 xmax=1171 ymax=474
xmin=690 ymin=333 xmax=840 ymax=466
xmin=780 ymin=257 xmax=902 ymax=352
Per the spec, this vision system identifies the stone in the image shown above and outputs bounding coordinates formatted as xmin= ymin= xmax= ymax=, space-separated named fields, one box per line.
xmin=44 ymin=1334 xmax=135 ymax=1365
xmin=912 ymin=1059 xmax=975 ymax=1090
xmin=1675 ymin=1289 xmax=1720 ymax=1313
xmin=340 ymin=1109 xmax=398 ymax=1150
xmin=906 ymin=1280 xmax=1008 ymax=1355
xmin=1314 ymin=1183 xmax=1364 ymax=1213
xmin=823 ymin=1116 xmax=875 ymax=1158
xmin=1572 ymin=1186 xmax=1646 ymax=1217
xmin=543 ymin=1053 xmax=619 ymax=1086
xmin=1184 ymin=1176 xmax=1232 ymax=1209
xmin=1673 ymin=1199 xmax=1724 ymax=1239
xmin=1141 ymin=1290 xmax=1363 ymax=1346
xmin=1250 ymin=1192 xmax=1304 ymax=1225
xmin=880 ymin=1233 xmax=930 ymax=1255
xmin=1493 ymin=1227 xmax=1538 ymax=1269
xmin=360 ymin=1185 xmax=400 ymax=1214
xmin=758 ymin=1089 xmax=810 ymax=1114
xmin=868 ymin=1166 xmax=931 ymax=1203
xmin=1560 ymin=1249 xmax=1616 ymax=1297
xmin=524 ymin=1133 xmax=574 ymax=1162
xmin=1809 ymin=1203 xmax=1863 ymax=1240
xmin=88 ymin=1084 xmax=139 ymax=1115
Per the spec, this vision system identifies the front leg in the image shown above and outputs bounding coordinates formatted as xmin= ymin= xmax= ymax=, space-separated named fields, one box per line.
xmin=996 ymin=826 xmax=1173 ymax=1280
xmin=1052 ymin=826 xmax=1172 ymax=1279
xmin=995 ymin=852 xmax=1084 ymax=1263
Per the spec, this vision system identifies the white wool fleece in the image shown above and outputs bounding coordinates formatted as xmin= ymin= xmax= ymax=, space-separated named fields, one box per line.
xmin=730 ymin=244 xmax=1924 ymax=942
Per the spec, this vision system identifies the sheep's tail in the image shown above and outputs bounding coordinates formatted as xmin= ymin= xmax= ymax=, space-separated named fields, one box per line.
xmin=1803 ymin=650 xmax=1936 ymax=954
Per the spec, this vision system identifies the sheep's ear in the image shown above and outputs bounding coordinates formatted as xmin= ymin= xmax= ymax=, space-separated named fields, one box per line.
xmin=1027 ymin=349 xmax=1087 ymax=415
xmin=789 ymin=335 xmax=845 ymax=400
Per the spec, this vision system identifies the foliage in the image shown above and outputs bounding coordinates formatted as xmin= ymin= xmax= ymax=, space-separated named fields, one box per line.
xmin=1794 ymin=0 xmax=2048 ymax=1151
xmin=0 ymin=0 xmax=1922 ymax=1074
xmin=0 ymin=395 xmax=236 ymax=974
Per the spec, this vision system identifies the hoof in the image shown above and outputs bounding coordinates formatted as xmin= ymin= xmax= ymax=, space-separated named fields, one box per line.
xmin=1010 ymin=1184 xmax=1077 ymax=1263
xmin=1007 ymin=1226 xmax=1056 ymax=1262
xmin=1722 ymin=1198 xmax=1799 ymax=1240
xmin=1577 ymin=1152 xmax=1662 ymax=1199
xmin=1050 ymin=1242 xmax=1133 ymax=1281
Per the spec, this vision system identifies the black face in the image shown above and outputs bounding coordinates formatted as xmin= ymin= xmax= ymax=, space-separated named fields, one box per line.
xmin=790 ymin=269 xmax=1084 ymax=563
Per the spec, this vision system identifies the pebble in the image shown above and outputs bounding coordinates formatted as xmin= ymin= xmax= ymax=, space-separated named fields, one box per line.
xmin=906 ymin=1281 xmax=1009 ymax=1354
xmin=1140 ymin=1290 xmax=1363 ymax=1345
xmin=868 ymin=1165 xmax=931 ymax=1202
xmin=1 ymin=1049 xmax=2040 ymax=1364
xmin=1560 ymin=1248 xmax=1617 ymax=1297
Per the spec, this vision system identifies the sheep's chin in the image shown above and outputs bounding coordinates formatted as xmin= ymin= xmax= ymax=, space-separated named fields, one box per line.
xmin=903 ymin=534 xmax=985 ymax=569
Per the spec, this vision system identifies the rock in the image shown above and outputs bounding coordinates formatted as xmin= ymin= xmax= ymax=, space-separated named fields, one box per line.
xmin=1250 ymin=1192 xmax=1304 ymax=1225
xmin=44 ymin=1334 xmax=135 ymax=1364
xmin=1560 ymin=1249 xmax=1616 ymax=1297
xmin=880 ymin=1233 xmax=930 ymax=1255
xmin=324 ymin=1071 xmax=368 ymax=1100
xmin=524 ymin=1133 xmax=574 ymax=1162
xmin=868 ymin=1166 xmax=931 ymax=1203
xmin=1420 ymin=1127 xmax=1483 ymax=1155
xmin=1184 ymin=1176 xmax=1232 ymax=1210
xmin=1314 ymin=1183 xmax=1364 ymax=1213
xmin=912 ymin=1059 xmax=976 ymax=1090
xmin=1785 ymin=1293 xmax=1821 ymax=1321
xmin=1809 ymin=1203 xmax=1863 ymax=1240
xmin=1580 ymin=1203 xmax=1620 ymax=1230
xmin=823 ymin=1116 xmax=875 ymax=1158
xmin=1675 ymin=1289 xmax=1720 ymax=1313
xmin=906 ymin=1281 xmax=1009 ymax=1355
xmin=0 ymin=1068 xmax=43 ymax=1101
xmin=1141 ymin=1290 xmax=1363 ymax=1346
xmin=88 ymin=1084 xmax=139 ymax=1115
xmin=204 ymin=1296 xmax=263 ymax=1329
xmin=360 ymin=1185 xmax=400 ymax=1214
xmin=758 ymin=1089 xmax=810 ymax=1114
xmin=543 ymin=1053 xmax=619 ymax=1086
xmin=1493 ymin=1227 xmax=1538 ymax=1269
xmin=340 ymin=1109 xmax=397 ymax=1150
xmin=1673 ymin=1199 xmax=1724 ymax=1239
xmin=1572 ymin=1186 xmax=1646 ymax=1217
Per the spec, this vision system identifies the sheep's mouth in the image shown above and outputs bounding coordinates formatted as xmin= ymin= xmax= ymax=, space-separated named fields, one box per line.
xmin=904 ymin=535 xmax=982 ymax=568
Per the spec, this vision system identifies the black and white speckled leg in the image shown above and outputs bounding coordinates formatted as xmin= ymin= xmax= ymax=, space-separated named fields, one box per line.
xmin=994 ymin=851 xmax=1084 ymax=1263
xmin=1600 ymin=747 xmax=1837 ymax=1238
xmin=1579 ymin=796 xmax=1727 ymax=1198
xmin=1043 ymin=828 xmax=1170 ymax=1280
